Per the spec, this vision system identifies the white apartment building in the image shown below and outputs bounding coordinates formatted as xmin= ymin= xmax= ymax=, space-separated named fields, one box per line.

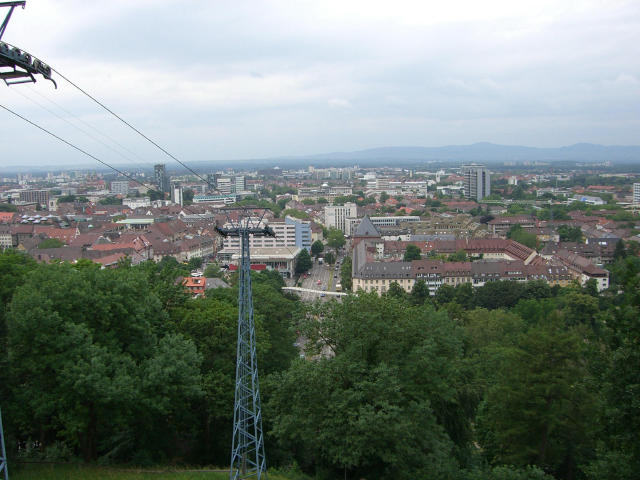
xmin=633 ymin=183 xmax=640 ymax=205
xmin=217 ymin=177 xmax=232 ymax=195
xmin=324 ymin=202 xmax=357 ymax=233
xmin=235 ymin=176 xmax=246 ymax=193
xmin=123 ymin=197 xmax=151 ymax=209
xmin=171 ymin=184 xmax=184 ymax=206
xmin=222 ymin=218 xmax=302 ymax=250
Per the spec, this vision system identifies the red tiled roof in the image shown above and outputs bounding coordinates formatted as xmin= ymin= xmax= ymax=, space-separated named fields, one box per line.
xmin=0 ymin=212 xmax=15 ymax=223
xmin=33 ymin=226 xmax=77 ymax=244
xmin=94 ymin=253 xmax=126 ymax=267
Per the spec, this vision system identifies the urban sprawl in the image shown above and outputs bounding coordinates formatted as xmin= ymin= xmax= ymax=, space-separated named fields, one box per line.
xmin=2 ymin=162 xmax=640 ymax=298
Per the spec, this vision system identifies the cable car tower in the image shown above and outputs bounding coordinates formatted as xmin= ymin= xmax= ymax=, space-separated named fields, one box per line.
xmin=0 ymin=408 xmax=6 ymax=480
xmin=216 ymin=208 xmax=274 ymax=480
xmin=0 ymin=1 xmax=56 ymax=87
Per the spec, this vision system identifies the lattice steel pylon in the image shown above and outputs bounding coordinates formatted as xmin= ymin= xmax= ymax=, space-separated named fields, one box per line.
xmin=0 ymin=408 xmax=8 ymax=480
xmin=217 ymin=208 xmax=274 ymax=480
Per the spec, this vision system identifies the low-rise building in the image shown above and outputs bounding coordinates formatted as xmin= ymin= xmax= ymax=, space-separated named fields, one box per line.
xmin=221 ymin=216 xmax=311 ymax=252
xmin=218 ymin=246 xmax=302 ymax=278
xmin=488 ymin=215 xmax=536 ymax=236
xmin=0 ymin=225 xmax=12 ymax=249
xmin=570 ymin=195 xmax=605 ymax=206
xmin=555 ymin=249 xmax=609 ymax=291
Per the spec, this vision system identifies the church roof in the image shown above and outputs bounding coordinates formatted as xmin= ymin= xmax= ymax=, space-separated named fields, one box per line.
xmin=353 ymin=216 xmax=381 ymax=238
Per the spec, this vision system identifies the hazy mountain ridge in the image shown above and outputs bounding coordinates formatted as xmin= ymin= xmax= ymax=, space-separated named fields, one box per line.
xmin=296 ymin=142 xmax=640 ymax=163
xmin=6 ymin=143 xmax=639 ymax=173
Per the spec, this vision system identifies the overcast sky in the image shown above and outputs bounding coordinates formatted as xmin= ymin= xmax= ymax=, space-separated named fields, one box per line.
xmin=1 ymin=0 xmax=639 ymax=168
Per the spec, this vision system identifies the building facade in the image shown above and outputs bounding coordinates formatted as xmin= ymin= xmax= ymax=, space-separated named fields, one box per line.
xmin=461 ymin=164 xmax=491 ymax=201
xmin=110 ymin=180 xmax=130 ymax=195
xmin=193 ymin=194 xmax=237 ymax=205
xmin=216 ymin=177 xmax=232 ymax=194
xmin=0 ymin=225 xmax=12 ymax=249
xmin=19 ymin=189 xmax=49 ymax=207
xmin=171 ymin=183 xmax=184 ymax=206
xmin=324 ymin=202 xmax=357 ymax=233
xmin=154 ymin=164 xmax=169 ymax=194
xmin=221 ymin=217 xmax=311 ymax=251
xmin=234 ymin=176 xmax=246 ymax=193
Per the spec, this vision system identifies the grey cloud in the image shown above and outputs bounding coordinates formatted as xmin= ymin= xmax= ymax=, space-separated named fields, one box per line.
xmin=1 ymin=0 xmax=638 ymax=167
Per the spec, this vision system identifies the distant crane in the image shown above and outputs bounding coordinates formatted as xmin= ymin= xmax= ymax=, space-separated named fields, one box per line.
xmin=216 ymin=208 xmax=273 ymax=480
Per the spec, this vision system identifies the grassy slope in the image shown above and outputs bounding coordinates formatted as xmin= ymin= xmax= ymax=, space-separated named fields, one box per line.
xmin=11 ymin=464 xmax=296 ymax=480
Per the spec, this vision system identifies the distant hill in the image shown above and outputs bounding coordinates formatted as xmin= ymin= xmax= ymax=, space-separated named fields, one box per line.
xmin=13 ymin=142 xmax=637 ymax=173
xmin=294 ymin=142 xmax=640 ymax=164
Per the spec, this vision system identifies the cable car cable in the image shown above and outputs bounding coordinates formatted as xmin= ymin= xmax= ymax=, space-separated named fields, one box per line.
xmin=0 ymin=102 xmax=227 ymax=224
xmin=49 ymin=65 xmax=212 ymax=186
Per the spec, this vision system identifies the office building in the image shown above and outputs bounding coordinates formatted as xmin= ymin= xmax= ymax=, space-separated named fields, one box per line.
xmin=193 ymin=194 xmax=237 ymax=205
xmin=206 ymin=173 xmax=216 ymax=191
xmin=461 ymin=164 xmax=491 ymax=201
xmin=110 ymin=180 xmax=130 ymax=195
xmin=634 ymin=183 xmax=640 ymax=205
xmin=154 ymin=164 xmax=169 ymax=194
xmin=19 ymin=189 xmax=49 ymax=207
xmin=286 ymin=216 xmax=312 ymax=251
xmin=217 ymin=177 xmax=232 ymax=195
xmin=324 ymin=202 xmax=357 ymax=233
xmin=234 ymin=176 xmax=246 ymax=193
xmin=221 ymin=216 xmax=311 ymax=252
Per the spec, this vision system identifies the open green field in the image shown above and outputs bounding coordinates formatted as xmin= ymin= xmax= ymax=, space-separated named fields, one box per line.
xmin=10 ymin=464 xmax=296 ymax=480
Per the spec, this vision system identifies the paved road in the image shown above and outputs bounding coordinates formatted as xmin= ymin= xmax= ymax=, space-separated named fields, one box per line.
xmin=297 ymin=257 xmax=343 ymax=302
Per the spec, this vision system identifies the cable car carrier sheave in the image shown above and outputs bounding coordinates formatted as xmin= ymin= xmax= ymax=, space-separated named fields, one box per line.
xmin=0 ymin=1 xmax=56 ymax=87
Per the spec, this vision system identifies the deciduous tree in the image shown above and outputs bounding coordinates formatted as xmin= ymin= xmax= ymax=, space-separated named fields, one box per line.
xmin=404 ymin=244 xmax=422 ymax=261
xmin=295 ymin=249 xmax=313 ymax=274
xmin=311 ymin=240 xmax=324 ymax=257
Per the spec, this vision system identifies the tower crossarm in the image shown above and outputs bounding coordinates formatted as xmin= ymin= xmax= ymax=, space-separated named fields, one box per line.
xmin=215 ymin=226 xmax=275 ymax=238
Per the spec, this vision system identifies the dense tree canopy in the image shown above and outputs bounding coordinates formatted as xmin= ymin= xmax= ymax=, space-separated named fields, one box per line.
xmin=295 ymin=249 xmax=313 ymax=274
xmin=0 ymin=252 xmax=298 ymax=466
xmin=507 ymin=224 xmax=538 ymax=249
xmin=340 ymin=256 xmax=352 ymax=290
xmin=557 ymin=225 xmax=583 ymax=243
xmin=1 ymin=246 xmax=639 ymax=479
xmin=6 ymin=262 xmax=202 ymax=462
xmin=310 ymin=240 xmax=324 ymax=257
xmin=267 ymin=294 xmax=474 ymax=480
xmin=326 ymin=228 xmax=346 ymax=252
xmin=37 ymin=238 xmax=65 ymax=249
xmin=403 ymin=244 xmax=422 ymax=261
xmin=324 ymin=251 xmax=336 ymax=265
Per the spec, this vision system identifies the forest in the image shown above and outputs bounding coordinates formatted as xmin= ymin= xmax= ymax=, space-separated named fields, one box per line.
xmin=0 ymin=248 xmax=639 ymax=480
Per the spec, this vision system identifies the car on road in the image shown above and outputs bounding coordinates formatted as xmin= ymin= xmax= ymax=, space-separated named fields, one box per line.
xmin=333 ymin=274 xmax=337 ymax=278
